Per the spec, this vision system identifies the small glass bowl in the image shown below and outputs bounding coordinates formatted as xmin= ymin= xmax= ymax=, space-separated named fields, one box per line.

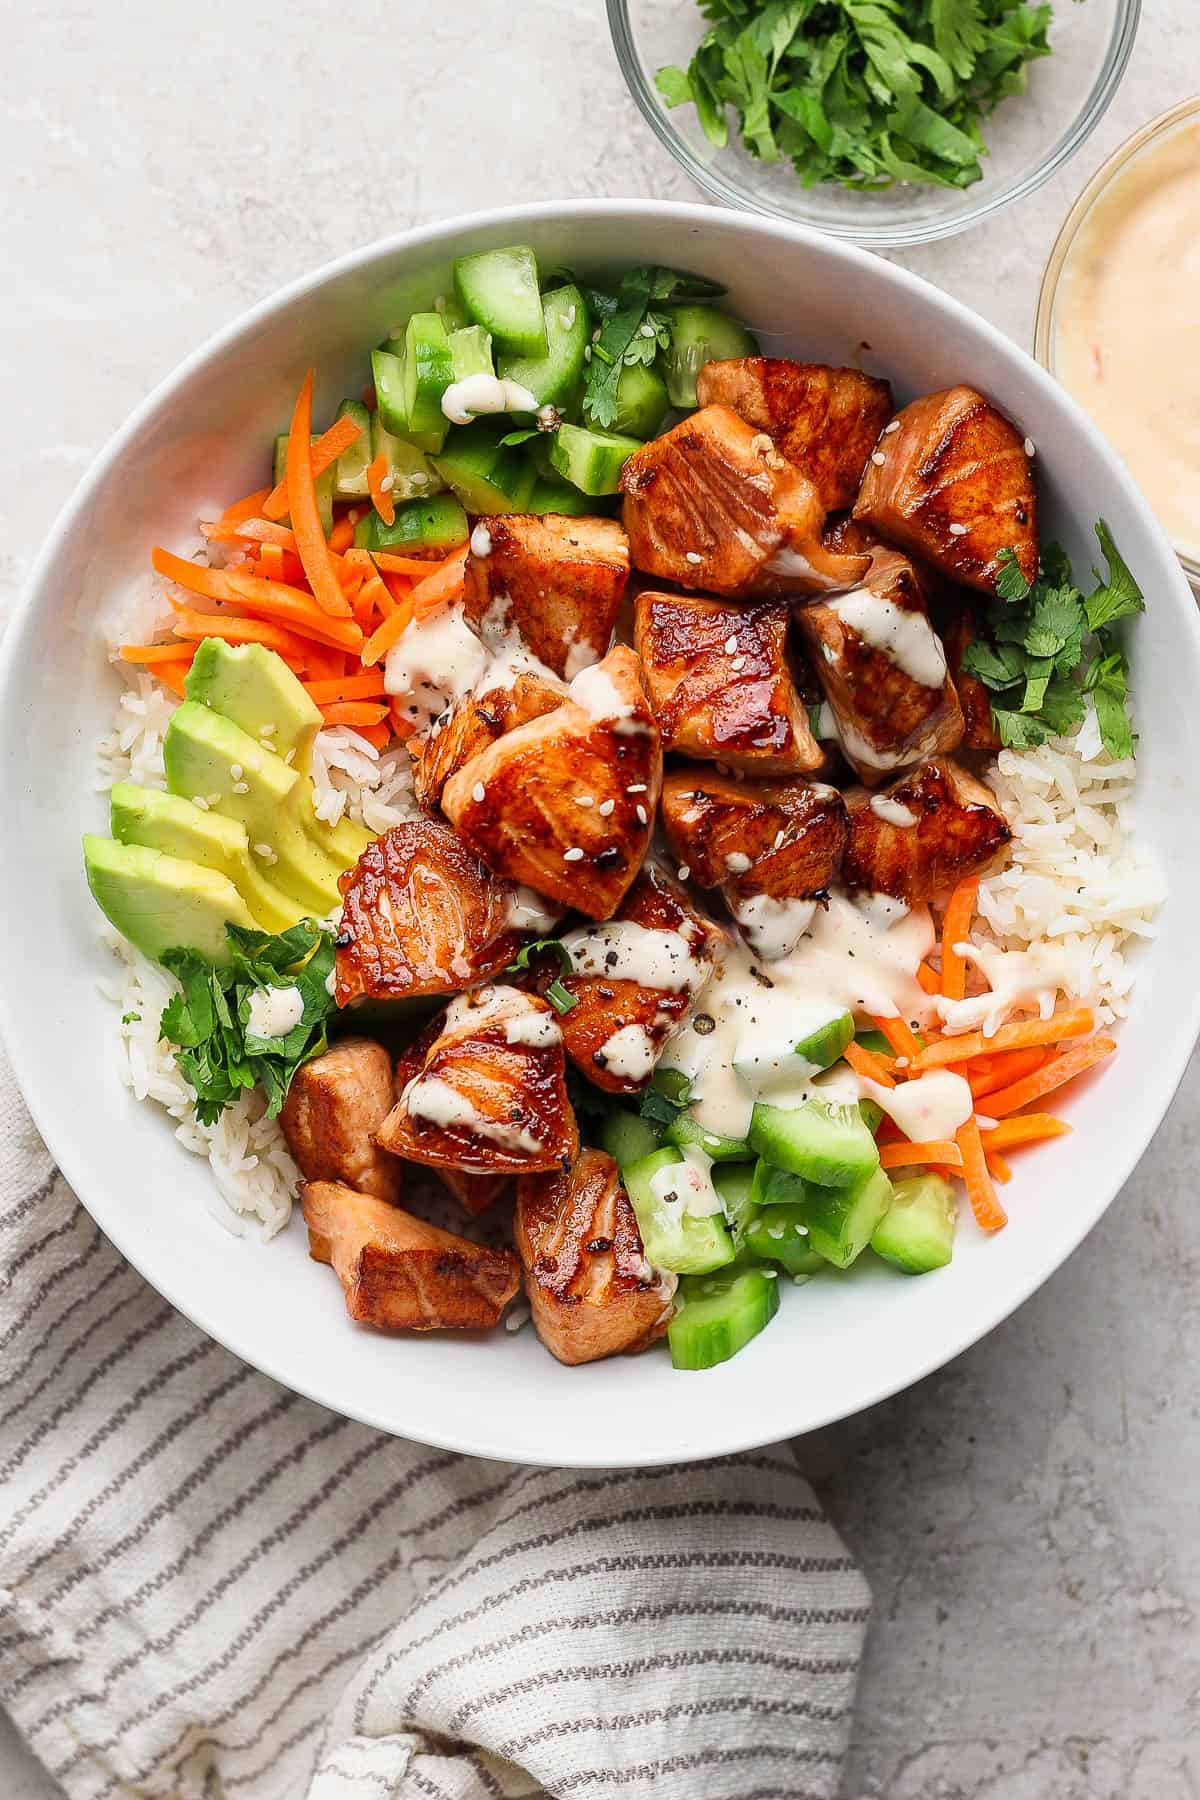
xmin=607 ymin=0 xmax=1141 ymax=249
xmin=1035 ymin=96 xmax=1200 ymax=592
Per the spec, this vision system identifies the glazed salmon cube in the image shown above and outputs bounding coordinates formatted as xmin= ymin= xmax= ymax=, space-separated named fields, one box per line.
xmin=462 ymin=513 xmax=629 ymax=677
xmin=796 ymin=544 xmax=964 ymax=785
xmin=515 ymin=1149 xmax=671 ymax=1364
xmin=442 ymin=645 xmax=661 ymax=920
xmin=301 ymin=1181 xmax=520 ymax=1331
xmin=853 ymin=385 xmax=1037 ymax=595
xmin=411 ymin=670 xmax=565 ymax=811
xmin=940 ymin=604 xmax=1001 ymax=751
xmin=634 ymin=589 xmax=823 ymax=775
xmin=696 ymin=357 xmax=893 ymax=512
xmin=842 ymin=758 xmax=1012 ymax=902
xmin=280 ymin=1036 xmax=402 ymax=1205
xmin=619 ymin=404 xmax=868 ymax=599
xmin=377 ymin=985 xmax=578 ymax=1176
xmin=392 ymin=1032 xmax=513 ymax=1217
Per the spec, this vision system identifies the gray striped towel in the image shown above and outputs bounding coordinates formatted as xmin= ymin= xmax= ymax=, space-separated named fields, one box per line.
xmin=0 ymin=1045 xmax=870 ymax=1799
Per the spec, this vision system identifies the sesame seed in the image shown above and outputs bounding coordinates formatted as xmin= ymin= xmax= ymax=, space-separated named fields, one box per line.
xmin=583 ymin=346 xmax=592 ymax=363
xmin=598 ymin=799 xmax=615 ymax=817
xmin=677 ymin=865 xmax=690 ymax=882
xmin=253 ymin=843 xmax=277 ymax=864
xmin=259 ymin=722 xmax=276 ymax=737
xmin=639 ymin=322 xmax=657 ymax=338
xmin=884 ymin=419 xmax=900 ymax=434
xmin=232 ymin=781 xmax=250 ymax=794
xmin=591 ymin=325 xmax=602 ymax=342
xmin=472 ymin=782 xmax=486 ymax=803
xmin=636 ymin=805 xmax=648 ymax=824
xmin=564 ymin=847 xmax=585 ymax=862
xmin=409 ymin=471 xmax=428 ymax=487
xmin=948 ymin=522 xmax=968 ymax=537
xmin=871 ymin=451 xmax=886 ymax=466
xmin=206 ymin=793 xmax=221 ymax=806
xmin=628 ymin=784 xmax=647 ymax=794
xmin=774 ymin=829 xmax=785 ymax=849
xmin=347 ymin=509 xmax=361 ymax=524
xmin=229 ymin=763 xmax=242 ymax=780
xmin=724 ymin=635 xmax=738 ymax=654
xmin=1024 ymin=437 xmax=1036 ymax=457
xmin=576 ymin=795 xmax=594 ymax=808
xmin=685 ymin=551 xmax=703 ymax=565
xmin=284 ymin=747 xmax=296 ymax=764
xmin=192 ymin=795 xmax=210 ymax=810
xmin=379 ymin=472 xmax=394 ymax=493
xmin=731 ymin=655 xmax=746 ymax=672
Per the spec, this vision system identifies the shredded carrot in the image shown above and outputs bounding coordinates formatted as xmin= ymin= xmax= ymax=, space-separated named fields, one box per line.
xmin=361 ymin=595 xmax=415 ymax=667
xmin=912 ymin=1008 xmax=1096 ymax=1071
xmin=368 ymin=574 xmax=398 ymax=619
xmin=356 ymin=720 xmax=392 ymax=751
xmin=350 ymin=576 xmax=378 ymax=633
xmin=986 ymin=1150 xmax=1013 ymax=1184
xmin=222 ymin=571 xmax=364 ymax=652
xmin=120 ymin=642 xmax=199 ymax=666
xmin=366 ymin=453 xmax=396 ymax=527
xmin=170 ymin=608 xmax=311 ymax=668
xmin=303 ymin=671 xmax=389 ymax=704
xmin=282 ymin=374 xmax=352 ymax=617
xmin=985 ymin=1035 xmax=1117 ymax=1117
xmin=844 ymin=1040 xmax=896 ymax=1088
xmin=940 ymin=876 xmax=979 ymax=1002
xmin=151 ymin=545 xmax=234 ymax=604
xmin=203 ymin=515 xmax=297 ymax=550
xmin=318 ymin=700 xmax=391 ymax=727
xmin=147 ymin=656 xmax=197 ymax=699
xmin=878 ymin=1140 xmax=964 ymax=1170
xmin=380 ymin=569 xmax=415 ymax=608
xmin=218 ymin=487 xmax=272 ymax=527
xmin=390 ymin=697 xmax=419 ymax=739
xmin=369 ymin=550 xmax=448 ymax=576
xmin=870 ymin=1013 xmax=922 ymax=1063
xmin=262 ymin=414 xmax=362 ymax=521
xmin=968 ymin=1046 xmax=1046 ymax=1099
xmin=301 ymin=643 xmax=346 ymax=684
xmin=980 ymin=1113 xmax=1073 ymax=1151
xmin=411 ymin=545 xmax=468 ymax=620
xmin=328 ymin=514 xmax=356 ymax=554
xmin=916 ymin=961 xmax=941 ymax=996
xmin=258 ymin=543 xmax=286 ymax=582
xmin=956 ymin=1117 xmax=1007 ymax=1232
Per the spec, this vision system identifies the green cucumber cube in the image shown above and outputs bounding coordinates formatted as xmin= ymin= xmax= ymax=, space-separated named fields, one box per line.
xmin=661 ymin=303 xmax=758 ymax=408
xmin=743 ymin=1203 xmax=826 ymax=1278
xmin=403 ymin=312 xmax=454 ymax=452
xmin=550 ymin=422 xmax=642 ymax=496
xmin=332 ymin=400 xmax=372 ymax=502
xmin=668 ymin=1263 xmax=780 ymax=1371
xmin=749 ymin=1098 xmax=880 ymax=1190
xmin=665 ymin=1111 xmax=753 ymax=1163
xmin=453 ymin=245 xmax=547 ymax=356
xmin=871 ymin=1173 xmax=956 ymax=1273
xmin=598 ymin=1108 xmax=662 ymax=1171
xmin=622 ymin=1147 xmax=735 ymax=1276
xmin=801 ymin=1166 xmax=894 ymax=1269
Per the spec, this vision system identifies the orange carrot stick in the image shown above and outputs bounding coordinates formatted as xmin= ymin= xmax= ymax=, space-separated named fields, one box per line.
xmin=283 ymin=374 xmax=352 ymax=617
xmin=871 ymin=1012 xmax=922 ymax=1063
xmin=969 ymin=1046 xmax=1046 ymax=1099
xmin=369 ymin=550 xmax=449 ymax=575
xmin=956 ymin=1117 xmax=1007 ymax=1232
xmin=411 ymin=545 xmax=468 ymax=619
xmin=258 ymin=543 xmax=286 ymax=583
xmin=983 ymin=1036 xmax=1117 ymax=1119
xmin=916 ymin=961 xmax=941 ymax=996
xmin=986 ymin=1150 xmax=1013 ymax=1184
xmin=940 ymin=876 xmax=979 ymax=1002
xmin=262 ymin=414 xmax=361 ymax=521
xmin=203 ymin=515 xmax=298 ymax=550
xmin=318 ymin=700 xmax=391 ymax=727
xmin=151 ymin=545 xmax=234 ymax=604
xmin=368 ymin=573 xmax=398 ymax=620
xmin=366 ymin=453 xmax=396 ymax=527
xmin=356 ymin=719 xmax=392 ymax=751
xmin=912 ymin=1008 xmax=1096 ymax=1071
xmin=120 ymin=642 xmax=199 ymax=666
xmin=980 ymin=1113 xmax=1073 ymax=1151
xmin=303 ymin=670 xmax=389 ymax=703
xmin=170 ymin=609 xmax=311 ymax=667
xmin=218 ymin=487 xmax=272 ymax=527
xmin=328 ymin=514 xmax=356 ymax=554
xmin=222 ymin=570 xmax=364 ymax=652
xmin=148 ymin=656 xmax=197 ymax=698
xmin=361 ymin=595 xmax=416 ymax=668
xmin=879 ymin=1140 xmax=964 ymax=1170
xmin=844 ymin=1040 xmax=896 ymax=1088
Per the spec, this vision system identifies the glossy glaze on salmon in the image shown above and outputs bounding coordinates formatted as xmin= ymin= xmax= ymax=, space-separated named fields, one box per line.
xmin=515 ymin=1150 xmax=671 ymax=1364
xmin=940 ymin=604 xmax=1001 ymax=751
xmin=412 ymin=670 xmax=565 ymax=811
xmin=661 ymin=766 xmax=848 ymax=905
xmin=301 ymin=1180 xmax=520 ymax=1331
xmin=462 ymin=512 xmax=629 ymax=677
xmin=696 ymin=357 xmax=893 ymax=512
xmin=842 ymin=757 xmax=1012 ymax=901
xmin=634 ymin=589 xmax=823 ymax=775
xmin=280 ymin=1036 xmax=402 ymax=1205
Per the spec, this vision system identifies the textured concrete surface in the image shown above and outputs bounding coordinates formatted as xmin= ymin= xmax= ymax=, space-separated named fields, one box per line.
xmin=2 ymin=1 xmax=1197 ymax=1794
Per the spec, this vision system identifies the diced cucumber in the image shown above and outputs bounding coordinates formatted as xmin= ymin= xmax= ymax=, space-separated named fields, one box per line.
xmin=550 ymin=422 xmax=643 ymax=496
xmin=661 ymin=304 xmax=758 ymax=408
xmin=858 ymin=1097 xmax=885 ymax=1135
xmin=353 ymin=493 xmax=468 ymax=554
xmin=801 ymin=1166 xmax=894 ymax=1270
xmin=856 ymin=1026 xmax=926 ymax=1057
xmin=596 ymin=360 xmax=670 ymax=439
xmin=528 ymin=476 xmax=606 ymax=517
xmin=434 ymin=292 xmax=469 ymax=332
xmin=743 ymin=1203 xmax=825 ymax=1278
xmin=623 ymin=1148 xmax=735 ymax=1276
xmin=370 ymin=347 xmax=410 ymax=438
xmin=497 ymin=284 xmax=589 ymax=416
xmin=332 ymin=400 xmax=372 ymax=502
xmin=871 ymin=1173 xmax=956 ymax=1273
xmin=448 ymin=325 xmax=495 ymax=383
xmin=749 ymin=1159 xmax=806 ymax=1209
xmin=652 ymin=1067 xmax=692 ymax=1107
xmin=370 ymin=415 xmax=445 ymax=502
xmin=432 ymin=422 xmax=538 ymax=515
xmin=668 ymin=1262 xmax=780 ymax=1371
xmin=272 ymin=435 xmax=333 ymax=535
xmin=665 ymin=1111 xmax=754 ymax=1163
xmin=795 ymin=1011 xmax=855 ymax=1070
xmin=453 ymin=245 xmax=547 ymax=357
xmin=712 ymin=1163 xmax=758 ymax=1239
xmin=403 ymin=312 xmax=454 ymax=453
xmin=598 ymin=1108 xmax=662 ymax=1170
xmin=749 ymin=1097 xmax=880 ymax=1190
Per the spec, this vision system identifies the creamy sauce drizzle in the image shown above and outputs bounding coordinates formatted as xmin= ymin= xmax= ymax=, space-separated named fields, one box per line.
xmin=441 ymin=373 xmax=540 ymax=426
xmin=937 ymin=938 xmax=1090 ymax=1038
xmin=567 ymin=661 xmax=647 ymax=733
xmin=870 ymin=796 xmax=918 ymax=828
xmin=732 ymin=893 xmax=816 ymax=962
xmin=830 ymin=588 xmax=947 ymax=687
xmin=596 ymin=1023 xmax=657 ymax=1082
xmin=246 ymin=985 xmax=305 ymax=1040
xmin=384 ymin=601 xmax=487 ymax=723
xmin=561 ymin=921 xmax=708 ymax=994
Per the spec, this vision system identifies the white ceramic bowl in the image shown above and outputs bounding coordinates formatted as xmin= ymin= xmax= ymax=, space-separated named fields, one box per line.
xmin=3 ymin=200 xmax=1198 ymax=1468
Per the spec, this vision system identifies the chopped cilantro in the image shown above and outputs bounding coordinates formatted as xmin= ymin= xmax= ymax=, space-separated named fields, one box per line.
xmin=121 ymin=1011 xmax=141 ymax=1025
xmin=962 ymin=521 xmax=1145 ymax=759
xmin=504 ymin=937 xmax=579 ymax=1016
xmin=582 ymin=264 xmax=727 ymax=429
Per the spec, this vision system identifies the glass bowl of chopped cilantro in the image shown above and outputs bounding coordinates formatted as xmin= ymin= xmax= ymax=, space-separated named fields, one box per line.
xmin=608 ymin=0 xmax=1140 ymax=247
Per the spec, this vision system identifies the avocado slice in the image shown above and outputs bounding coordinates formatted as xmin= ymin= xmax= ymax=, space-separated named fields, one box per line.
xmin=83 ymin=836 xmax=253 ymax=967
xmin=162 ymin=702 xmax=346 ymax=916
xmin=110 ymin=781 xmax=301 ymax=935
xmin=185 ymin=639 xmax=323 ymax=772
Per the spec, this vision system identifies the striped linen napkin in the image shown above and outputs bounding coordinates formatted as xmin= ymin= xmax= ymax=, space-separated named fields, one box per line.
xmin=0 ymin=1044 xmax=870 ymax=1800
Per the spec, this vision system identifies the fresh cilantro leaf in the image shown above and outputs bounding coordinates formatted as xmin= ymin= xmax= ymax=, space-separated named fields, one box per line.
xmin=498 ymin=428 xmax=541 ymax=447
xmin=639 ymin=1086 xmax=685 ymax=1126
xmin=121 ymin=1011 xmax=141 ymax=1024
xmin=930 ymin=0 xmax=988 ymax=80
xmin=960 ymin=636 xmax=1024 ymax=689
xmin=1085 ymin=519 xmax=1146 ymax=631
xmin=994 ymin=545 xmax=1032 ymax=602
xmin=656 ymin=63 xmax=694 ymax=106
xmin=582 ymin=263 xmax=734 ymax=427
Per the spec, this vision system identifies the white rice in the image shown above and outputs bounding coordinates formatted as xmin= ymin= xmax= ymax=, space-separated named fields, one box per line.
xmin=950 ymin=699 xmax=1163 ymax=1032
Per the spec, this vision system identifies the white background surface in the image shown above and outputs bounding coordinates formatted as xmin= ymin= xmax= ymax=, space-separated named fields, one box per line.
xmin=2 ymin=2 xmax=1198 ymax=1794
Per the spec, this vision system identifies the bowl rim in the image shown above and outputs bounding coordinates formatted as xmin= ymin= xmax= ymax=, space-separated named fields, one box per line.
xmin=605 ymin=0 xmax=1142 ymax=249
xmin=1034 ymin=94 xmax=1200 ymax=587
xmin=3 ymin=196 xmax=1198 ymax=1464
